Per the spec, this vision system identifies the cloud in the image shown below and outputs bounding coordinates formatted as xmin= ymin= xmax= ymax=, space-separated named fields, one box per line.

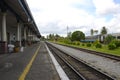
xmin=40 ymin=21 xmax=66 ymax=34
xmin=26 ymin=0 xmax=120 ymax=37
xmin=93 ymin=0 xmax=120 ymax=16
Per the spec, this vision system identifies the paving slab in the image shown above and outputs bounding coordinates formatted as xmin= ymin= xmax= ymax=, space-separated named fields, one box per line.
xmin=25 ymin=42 xmax=60 ymax=80
xmin=0 ymin=43 xmax=40 ymax=80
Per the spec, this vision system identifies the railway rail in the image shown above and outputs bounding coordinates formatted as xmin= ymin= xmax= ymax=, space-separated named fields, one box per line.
xmin=46 ymin=42 xmax=115 ymax=80
xmin=56 ymin=43 xmax=120 ymax=61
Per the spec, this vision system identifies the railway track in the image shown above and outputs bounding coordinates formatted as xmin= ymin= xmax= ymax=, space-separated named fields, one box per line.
xmin=46 ymin=43 xmax=115 ymax=80
xmin=56 ymin=43 xmax=120 ymax=61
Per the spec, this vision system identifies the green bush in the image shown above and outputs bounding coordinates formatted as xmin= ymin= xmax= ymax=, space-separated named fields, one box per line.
xmin=72 ymin=42 xmax=76 ymax=45
xmin=64 ymin=39 xmax=71 ymax=44
xmin=75 ymin=41 xmax=80 ymax=45
xmin=105 ymin=34 xmax=114 ymax=44
xmin=93 ymin=40 xmax=100 ymax=45
xmin=111 ymin=40 xmax=120 ymax=48
xmin=108 ymin=43 xmax=116 ymax=50
xmin=95 ymin=43 xmax=102 ymax=48
xmin=82 ymin=43 xmax=85 ymax=46
xmin=86 ymin=43 xmax=91 ymax=47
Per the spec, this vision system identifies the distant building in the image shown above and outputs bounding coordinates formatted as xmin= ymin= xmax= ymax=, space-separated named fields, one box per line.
xmin=82 ymin=33 xmax=120 ymax=42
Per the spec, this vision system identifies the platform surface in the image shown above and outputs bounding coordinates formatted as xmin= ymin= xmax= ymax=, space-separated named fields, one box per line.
xmin=0 ymin=42 xmax=60 ymax=80
xmin=26 ymin=42 xmax=60 ymax=80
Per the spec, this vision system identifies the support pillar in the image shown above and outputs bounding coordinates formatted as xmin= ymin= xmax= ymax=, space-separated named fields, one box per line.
xmin=30 ymin=30 xmax=32 ymax=42
xmin=15 ymin=22 xmax=21 ymax=47
xmin=24 ymin=27 xmax=27 ymax=40
xmin=28 ymin=28 xmax=31 ymax=46
xmin=0 ymin=12 xmax=7 ymax=54
xmin=31 ymin=32 xmax=33 ymax=44
xmin=23 ymin=26 xmax=27 ymax=46
xmin=33 ymin=34 xmax=35 ymax=43
xmin=28 ymin=28 xmax=30 ymax=41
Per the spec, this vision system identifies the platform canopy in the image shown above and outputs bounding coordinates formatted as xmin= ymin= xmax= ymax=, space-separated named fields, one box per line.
xmin=0 ymin=0 xmax=41 ymax=38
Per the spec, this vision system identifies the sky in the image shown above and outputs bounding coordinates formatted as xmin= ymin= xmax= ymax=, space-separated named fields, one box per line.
xmin=26 ymin=0 xmax=120 ymax=37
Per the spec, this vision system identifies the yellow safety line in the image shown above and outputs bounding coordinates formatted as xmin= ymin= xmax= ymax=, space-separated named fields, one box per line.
xmin=18 ymin=45 xmax=41 ymax=80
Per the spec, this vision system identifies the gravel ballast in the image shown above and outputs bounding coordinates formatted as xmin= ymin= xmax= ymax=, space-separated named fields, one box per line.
xmin=49 ymin=42 xmax=120 ymax=80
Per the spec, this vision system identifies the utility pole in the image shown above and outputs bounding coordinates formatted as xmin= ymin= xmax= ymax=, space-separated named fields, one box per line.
xmin=67 ymin=26 xmax=68 ymax=37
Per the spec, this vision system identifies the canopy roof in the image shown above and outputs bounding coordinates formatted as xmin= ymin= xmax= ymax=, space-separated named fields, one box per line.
xmin=0 ymin=0 xmax=41 ymax=38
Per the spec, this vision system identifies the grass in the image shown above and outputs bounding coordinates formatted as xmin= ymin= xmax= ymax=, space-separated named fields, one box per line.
xmin=55 ymin=41 xmax=120 ymax=57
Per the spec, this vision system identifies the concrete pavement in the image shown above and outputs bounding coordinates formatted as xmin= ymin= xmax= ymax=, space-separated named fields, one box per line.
xmin=25 ymin=42 xmax=60 ymax=80
xmin=0 ymin=42 xmax=60 ymax=80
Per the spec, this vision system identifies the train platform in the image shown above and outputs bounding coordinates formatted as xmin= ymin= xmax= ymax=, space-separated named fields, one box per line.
xmin=0 ymin=42 xmax=68 ymax=80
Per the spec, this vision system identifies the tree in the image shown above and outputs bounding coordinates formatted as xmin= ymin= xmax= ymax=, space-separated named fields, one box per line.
xmin=91 ymin=29 xmax=94 ymax=36
xmin=101 ymin=26 xmax=107 ymax=43
xmin=91 ymin=29 xmax=98 ymax=36
xmin=71 ymin=31 xmax=85 ymax=41
xmin=48 ymin=34 xmax=54 ymax=40
xmin=55 ymin=34 xmax=60 ymax=41
xmin=101 ymin=26 xmax=107 ymax=35
xmin=105 ymin=35 xmax=114 ymax=44
xmin=94 ymin=30 xmax=98 ymax=35
xmin=41 ymin=36 xmax=45 ymax=40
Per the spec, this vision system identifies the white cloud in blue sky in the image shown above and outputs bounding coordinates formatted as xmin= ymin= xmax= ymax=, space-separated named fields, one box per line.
xmin=26 ymin=0 xmax=120 ymax=37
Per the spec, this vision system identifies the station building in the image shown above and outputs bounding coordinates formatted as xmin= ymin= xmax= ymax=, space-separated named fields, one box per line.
xmin=0 ymin=0 xmax=41 ymax=54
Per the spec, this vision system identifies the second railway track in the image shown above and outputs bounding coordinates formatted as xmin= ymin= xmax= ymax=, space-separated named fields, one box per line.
xmin=46 ymin=43 xmax=115 ymax=80
xmin=57 ymin=43 xmax=120 ymax=61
